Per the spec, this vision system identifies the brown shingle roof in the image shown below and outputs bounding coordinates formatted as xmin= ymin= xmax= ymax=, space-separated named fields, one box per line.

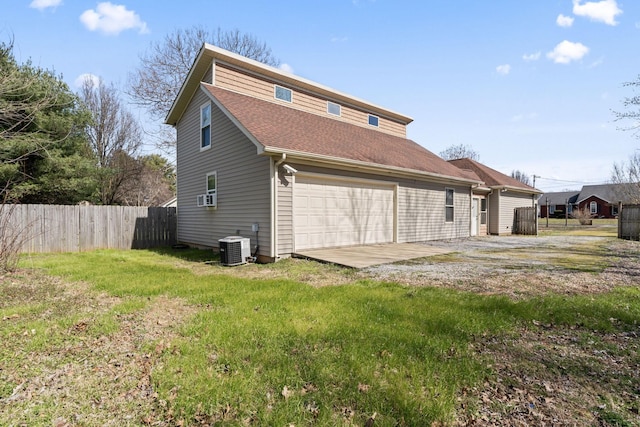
xmin=202 ymin=84 xmax=477 ymax=182
xmin=448 ymin=158 xmax=540 ymax=192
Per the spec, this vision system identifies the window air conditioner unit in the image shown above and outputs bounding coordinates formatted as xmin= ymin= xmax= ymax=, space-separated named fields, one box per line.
xmin=197 ymin=193 xmax=217 ymax=207
xmin=218 ymin=236 xmax=251 ymax=266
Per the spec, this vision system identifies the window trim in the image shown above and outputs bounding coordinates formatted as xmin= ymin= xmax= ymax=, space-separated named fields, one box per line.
xmin=590 ymin=201 xmax=597 ymax=214
xmin=274 ymin=85 xmax=292 ymax=103
xmin=445 ymin=188 xmax=454 ymax=223
xmin=480 ymin=198 xmax=487 ymax=225
xmin=327 ymin=101 xmax=341 ymax=116
xmin=368 ymin=114 xmax=379 ymax=127
xmin=206 ymin=171 xmax=217 ymax=195
xmin=200 ymin=103 xmax=211 ymax=151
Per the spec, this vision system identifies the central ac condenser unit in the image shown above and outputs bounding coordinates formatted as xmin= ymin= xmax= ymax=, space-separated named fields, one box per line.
xmin=218 ymin=236 xmax=251 ymax=266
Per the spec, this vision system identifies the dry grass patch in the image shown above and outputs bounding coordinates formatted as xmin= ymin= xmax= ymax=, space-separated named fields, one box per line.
xmin=0 ymin=270 xmax=196 ymax=426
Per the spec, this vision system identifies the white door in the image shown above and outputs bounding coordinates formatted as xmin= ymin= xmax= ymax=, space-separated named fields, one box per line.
xmin=471 ymin=198 xmax=479 ymax=236
xmin=294 ymin=175 xmax=395 ymax=250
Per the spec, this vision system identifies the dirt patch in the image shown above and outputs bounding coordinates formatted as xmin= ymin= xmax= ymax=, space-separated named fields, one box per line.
xmin=456 ymin=325 xmax=640 ymax=426
xmin=0 ymin=272 xmax=196 ymax=426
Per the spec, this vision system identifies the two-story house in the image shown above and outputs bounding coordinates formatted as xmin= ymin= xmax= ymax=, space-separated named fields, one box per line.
xmin=166 ymin=44 xmax=532 ymax=262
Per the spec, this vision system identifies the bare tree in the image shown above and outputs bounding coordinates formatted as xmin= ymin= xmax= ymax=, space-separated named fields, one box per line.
xmin=117 ymin=154 xmax=175 ymax=206
xmin=511 ymin=170 xmax=531 ymax=186
xmin=439 ymin=144 xmax=480 ymax=161
xmin=611 ymin=152 xmax=640 ymax=203
xmin=127 ymin=26 xmax=280 ymax=153
xmin=79 ymin=78 xmax=143 ymax=205
xmin=613 ymin=76 xmax=640 ymax=137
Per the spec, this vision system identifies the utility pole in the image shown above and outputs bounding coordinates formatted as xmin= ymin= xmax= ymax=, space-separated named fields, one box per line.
xmin=533 ymin=175 xmax=540 ymax=188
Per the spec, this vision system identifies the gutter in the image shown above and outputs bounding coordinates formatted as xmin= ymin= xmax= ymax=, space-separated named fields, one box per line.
xmin=262 ymin=148 xmax=482 ymax=187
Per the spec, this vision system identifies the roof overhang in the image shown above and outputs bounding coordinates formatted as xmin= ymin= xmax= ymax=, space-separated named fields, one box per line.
xmin=492 ymin=185 xmax=543 ymax=196
xmin=262 ymin=148 xmax=482 ymax=187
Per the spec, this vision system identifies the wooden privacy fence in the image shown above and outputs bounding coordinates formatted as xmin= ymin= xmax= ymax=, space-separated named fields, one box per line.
xmin=2 ymin=204 xmax=177 ymax=253
xmin=618 ymin=204 xmax=640 ymax=241
xmin=513 ymin=206 xmax=538 ymax=235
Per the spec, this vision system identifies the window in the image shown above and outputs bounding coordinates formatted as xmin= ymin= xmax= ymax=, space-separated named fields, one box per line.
xmin=590 ymin=201 xmax=597 ymax=214
xmin=368 ymin=114 xmax=379 ymax=127
xmin=480 ymin=198 xmax=487 ymax=225
xmin=327 ymin=101 xmax=341 ymax=116
xmin=612 ymin=205 xmax=619 ymax=216
xmin=200 ymin=103 xmax=211 ymax=150
xmin=207 ymin=171 xmax=217 ymax=195
xmin=445 ymin=188 xmax=454 ymax=222
xmin=274 ymin=85 xmax=292 ymax=102
xmin=567 ymin=204 xmax=573 ymax=214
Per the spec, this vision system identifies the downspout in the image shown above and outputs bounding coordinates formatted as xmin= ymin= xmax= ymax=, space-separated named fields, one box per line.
xmin=272 ymin=153 xmax=286 ymax=260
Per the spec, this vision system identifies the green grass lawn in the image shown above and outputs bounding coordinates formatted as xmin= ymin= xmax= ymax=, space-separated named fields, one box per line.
xmin=538 ymin=217 xmax=618 ymax=237
xmin=8 ymin=247 xmax=640 ymax=425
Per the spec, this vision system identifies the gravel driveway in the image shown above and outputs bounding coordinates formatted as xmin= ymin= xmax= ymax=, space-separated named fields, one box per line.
xmin=361 ymin=235 xmax=640 ymax=298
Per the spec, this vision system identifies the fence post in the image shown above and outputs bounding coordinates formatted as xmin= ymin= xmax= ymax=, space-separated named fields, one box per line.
xmin=618 ymin=202 xmax=622 ymax=239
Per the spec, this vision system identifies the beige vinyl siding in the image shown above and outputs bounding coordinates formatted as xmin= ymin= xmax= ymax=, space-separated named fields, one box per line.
xmin=214 ymin=63 xmax=407 ymax=138
xmin=273 ymin=164 xmax=471 ymax=255
xmin=495 ymin=192 xmax=535 ymax=235
xmin=276 ymin=169 xmax=293 ymax=256
xmin=398 ymin=183 xmax=471 ymax=242
xmin=488 ymin=191 xmax=535 ymax=235
xmin=176 ymin=89 xmax=271 ymax=256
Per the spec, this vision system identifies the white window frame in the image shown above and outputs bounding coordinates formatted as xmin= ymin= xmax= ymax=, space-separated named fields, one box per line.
xmin=368 ymin=114 xmax=379 ymax=127
xmin=274 ymin=85 xmax=292 ymax=103
xmin=206 ymin=171 xmax=217 ymax=195
xmin=200 ymin=103 xmax=211 ymax=151
xmin=590 ymin=201 xmax=597 ymax=214
xmin=445 ymin=188 xmax=454 ymax=223
xmin=327 ymin=101 xmax=341 ymax=116
xmin=480 ymin=198 xmax=487 ymax=225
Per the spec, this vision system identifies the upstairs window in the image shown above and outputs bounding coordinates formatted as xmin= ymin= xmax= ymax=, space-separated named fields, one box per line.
xmin=327 ymin=101 xmax=341 ymax=116
xmin=200 ymin=103 xmax=211 ymax=150
xmin=368 ymin=114 xmax=379 ymax=127
xmin=445 ymin=188 xmax=454 ymax=222
xmin=274 ymin=85 xmax=292 ymax=102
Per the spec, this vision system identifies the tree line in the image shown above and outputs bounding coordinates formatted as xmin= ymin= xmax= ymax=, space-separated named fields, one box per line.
xmin=0 ymin=40 xmax=174 ymax=206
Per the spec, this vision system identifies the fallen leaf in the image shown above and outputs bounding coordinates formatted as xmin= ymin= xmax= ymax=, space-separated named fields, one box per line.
xmin=281 ymin=385 xmax=294 ymax=400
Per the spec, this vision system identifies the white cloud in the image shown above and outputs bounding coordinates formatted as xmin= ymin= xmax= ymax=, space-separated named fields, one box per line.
xmin=74 ymin=73 xmax=101 ymax=88
xmin=572 ymin=0 xmax=622 ymax=26
xmin=522 ymin=51 xmax=541 ymax=62
xmin=29 ymin=0 xmax=62 ymax=10
xmin=546 ymin=40 xmax=589 ymax=64
xmin=556 ymin=14 xmax=575 ymax=27
xmin=496 ymin=64 xmax=511 ymax=75
xmin=80 ymin=2 xmax=149 ymax=35
xmin=279 ymin=63 xmax=294 ymax=74
xmin=588 ymin=57 xmax=604 ymax=68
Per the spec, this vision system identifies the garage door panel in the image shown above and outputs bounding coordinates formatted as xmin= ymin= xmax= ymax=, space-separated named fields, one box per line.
xmin=294 ymin=176 xmax=395 ymax=250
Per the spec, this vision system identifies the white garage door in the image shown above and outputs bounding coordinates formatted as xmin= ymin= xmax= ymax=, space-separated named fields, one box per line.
xmin=294 ymin=175 xmax=395 ymax=250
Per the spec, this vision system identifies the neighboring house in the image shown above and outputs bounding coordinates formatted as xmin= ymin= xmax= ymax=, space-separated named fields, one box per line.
xmin=540 ymin=183 xmax=636 ymax=219
xmin=161 ymin=197 xmax=177 ymax=208
xmin=448 ymin=158 xmax=541 ymax=235
xmin=165 ymin=44 xmax=533 ymax=261
xmin=538 ymin=191 xmax=580 ymax=218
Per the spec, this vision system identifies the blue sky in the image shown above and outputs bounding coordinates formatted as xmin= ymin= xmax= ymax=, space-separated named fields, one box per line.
xmin=3 ymin=0 xmax=640 ymax=192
